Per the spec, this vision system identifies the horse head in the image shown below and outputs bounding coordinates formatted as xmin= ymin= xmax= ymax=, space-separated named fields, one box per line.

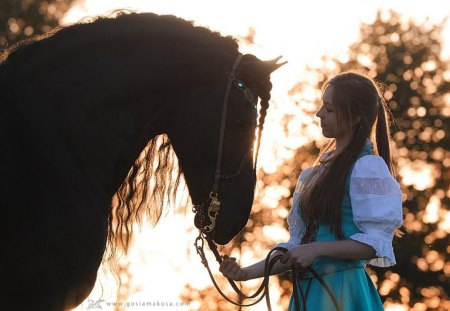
xmin=168 ymin=53 xmax=285 ymax=244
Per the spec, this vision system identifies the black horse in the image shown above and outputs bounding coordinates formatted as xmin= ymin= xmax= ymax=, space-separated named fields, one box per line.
xmin=0 ymin=12 xmax=284 ymax=310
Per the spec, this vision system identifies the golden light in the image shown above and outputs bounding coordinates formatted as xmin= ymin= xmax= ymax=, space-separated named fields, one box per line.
xmin=423 ymin=195 xmax=440 ymax=223
xmin=59 ymin=0 xmax=450 ymax=310
xmin=412 ymin=302 xmax=427 ymax=311
xmin=399 ymin=286 xmax=411 ymax=305
xmin=438 ymin=210 xmax=450 ymax=232
xmin=398 ymin=160 xmax=438 ymax=191
xmin=385 ymin=303 xmax=408 ymax=311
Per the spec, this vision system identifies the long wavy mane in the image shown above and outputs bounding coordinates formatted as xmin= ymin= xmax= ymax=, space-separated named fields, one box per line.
xmin=110 ymin=134 xmax=182 ymax=256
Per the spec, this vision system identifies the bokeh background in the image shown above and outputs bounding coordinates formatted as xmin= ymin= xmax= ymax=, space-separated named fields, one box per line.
xmin=2 ymin=0 xmax=449 ymax=310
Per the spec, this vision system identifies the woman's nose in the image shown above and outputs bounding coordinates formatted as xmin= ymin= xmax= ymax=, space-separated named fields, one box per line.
xmin=316 ymin=107 xmax=323 ymax=118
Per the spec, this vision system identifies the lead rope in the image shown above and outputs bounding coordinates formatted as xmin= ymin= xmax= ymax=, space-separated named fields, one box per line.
xmin=195 ymin=233 xmax=341 ymax=311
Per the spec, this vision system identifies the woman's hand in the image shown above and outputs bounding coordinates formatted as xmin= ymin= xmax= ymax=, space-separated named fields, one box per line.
xmin=219 ymin=255 xmax=248 ymax=281
xmin=279 ymin=243 xmax=321 ymax=269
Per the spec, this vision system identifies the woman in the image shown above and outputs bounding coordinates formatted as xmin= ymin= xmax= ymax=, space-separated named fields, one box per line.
xmin=219 ymin=71 xmax=403 ymax=310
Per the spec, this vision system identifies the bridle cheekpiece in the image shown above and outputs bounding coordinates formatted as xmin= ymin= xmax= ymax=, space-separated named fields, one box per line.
xmin=192 ymin=53 xmax=247 ymax=235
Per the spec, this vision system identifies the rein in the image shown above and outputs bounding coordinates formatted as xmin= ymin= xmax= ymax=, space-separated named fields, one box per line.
xmin=192 ymin=53 xmax=340 ymax=310
xmin=195 ymin=232 xmax=341 ymax=311
xmin=195 ymin=232 xmax=288 ymax=309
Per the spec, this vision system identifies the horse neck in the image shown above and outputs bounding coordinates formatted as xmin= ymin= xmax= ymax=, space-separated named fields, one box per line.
xmin=88 ymin=53 xmax=230 ymax=195
xmin=61 ymin=53 xmax=230 ymax=197
xmin=6 ymin=22 xmax=236 ymax=196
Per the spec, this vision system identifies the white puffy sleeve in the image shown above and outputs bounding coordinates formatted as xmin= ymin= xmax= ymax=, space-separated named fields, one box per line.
xmin=349 ymin=155 xmax=403 ymax=267
xmin=272 ymin=167 xmax=313 ymax=250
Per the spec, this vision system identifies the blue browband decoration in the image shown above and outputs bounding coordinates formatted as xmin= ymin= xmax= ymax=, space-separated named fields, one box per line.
xmin=233 ymin=79 xmax=256 ymax=109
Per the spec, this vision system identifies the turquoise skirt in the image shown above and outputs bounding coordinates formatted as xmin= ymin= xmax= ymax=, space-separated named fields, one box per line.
xmin=288 ymin=258 xmax=384 ymax=311
xmin=287 ymin=147 xmax=386 ymax=310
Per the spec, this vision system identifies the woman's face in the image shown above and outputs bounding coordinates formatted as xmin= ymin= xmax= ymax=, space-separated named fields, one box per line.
xmin=316 ymin=85 xmax=338 ymax=138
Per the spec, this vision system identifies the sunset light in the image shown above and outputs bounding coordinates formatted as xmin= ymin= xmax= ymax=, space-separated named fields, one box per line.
xmin=2 ymin=0 xmax=448 ymax=310
xmin=61 ymin=1 xmax=450 ymax=310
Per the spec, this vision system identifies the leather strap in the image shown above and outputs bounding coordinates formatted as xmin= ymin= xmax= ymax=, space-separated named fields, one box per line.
xmin=211 ymin=53 xmax=243 ymax=194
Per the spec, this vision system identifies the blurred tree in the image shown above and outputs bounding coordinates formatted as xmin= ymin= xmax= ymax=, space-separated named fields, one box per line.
xmin=182 ymin=9 xmax=450 ymax=311
xmin=288 ymin=10 xmax=450 ymax=310
xmin=0 ymin=0 xmax=76 ymax=50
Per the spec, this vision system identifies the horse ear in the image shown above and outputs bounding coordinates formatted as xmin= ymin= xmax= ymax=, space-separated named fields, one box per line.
xmin=236 ymin=54 xmax=287 ymax=83
xmin=261 ymin=56 xmax=287 ymax=74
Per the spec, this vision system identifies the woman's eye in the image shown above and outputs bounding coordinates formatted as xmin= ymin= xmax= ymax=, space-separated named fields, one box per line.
xmin=325 ymin=103 xmax=333 ymax=112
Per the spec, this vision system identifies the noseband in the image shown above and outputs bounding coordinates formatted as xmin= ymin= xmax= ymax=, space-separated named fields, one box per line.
xmin=192 ymin=53 xmax=340 ymax=311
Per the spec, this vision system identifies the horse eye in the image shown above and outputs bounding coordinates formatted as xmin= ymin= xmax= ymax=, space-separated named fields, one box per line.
xmin=234 ymin=79 xmax=256 ymax=109
xmin=234 ymin=80 xmax=246 ymax=90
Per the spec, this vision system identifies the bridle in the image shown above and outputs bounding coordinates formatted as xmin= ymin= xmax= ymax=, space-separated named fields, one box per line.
xmin=192 ymin=52 xmax=256 ymax=235
xmin=192 ymin=53 xmax=340 ymax=311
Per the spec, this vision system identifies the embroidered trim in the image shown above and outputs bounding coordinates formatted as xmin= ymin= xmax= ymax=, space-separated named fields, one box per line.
xmin=351 ymin=177 xmax=394 ymax=195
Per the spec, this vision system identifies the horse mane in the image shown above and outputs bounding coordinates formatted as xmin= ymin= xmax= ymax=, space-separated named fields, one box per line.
xmin=0 ymin=11 xmax=241 ymax=259
xmin=110 ymin=135 xmax=184 ymax=258
xmin=1 ymin=10 xmax=239 ymax=64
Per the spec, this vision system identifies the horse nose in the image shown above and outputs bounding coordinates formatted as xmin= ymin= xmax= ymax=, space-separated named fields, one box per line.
xmin=230 ymin=218 xmax=247 ymax=235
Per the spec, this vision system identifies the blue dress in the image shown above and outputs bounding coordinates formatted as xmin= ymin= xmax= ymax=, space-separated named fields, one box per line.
xmin=274 ymin=143 xmax=403 ymax=311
